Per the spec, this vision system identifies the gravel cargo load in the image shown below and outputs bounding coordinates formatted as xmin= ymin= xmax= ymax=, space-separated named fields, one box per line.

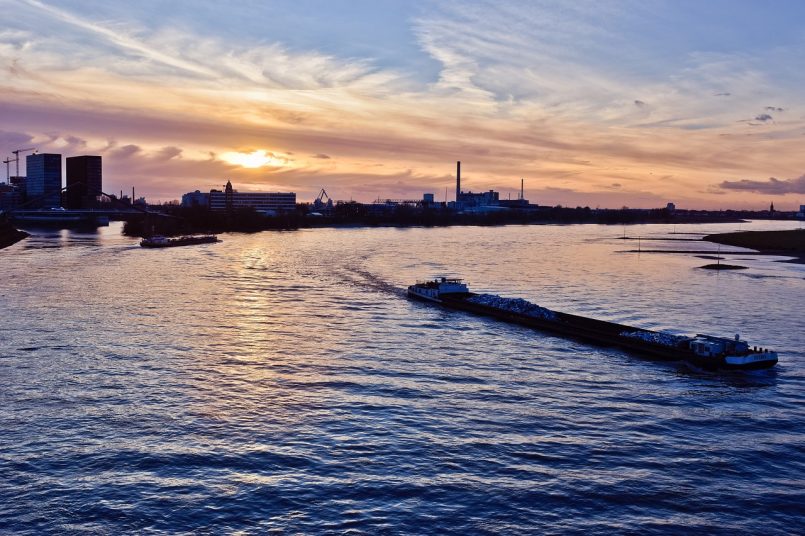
xmin=619 ymin=330 xmax=689 ymax=348
xmin=467 ymin=294 xmax=557 ymax=321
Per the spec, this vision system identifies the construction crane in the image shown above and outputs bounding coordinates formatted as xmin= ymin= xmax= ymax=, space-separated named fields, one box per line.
xmin=2 ymin=157 xmax=12 ymax=183
xmin=10 ymin=147 xmax=36 ymax=178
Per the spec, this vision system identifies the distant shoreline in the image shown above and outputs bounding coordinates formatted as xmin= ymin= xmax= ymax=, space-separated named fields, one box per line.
xmin=121 ymin=204 xmax=750 ymax=238
xmin=703 ymin=229 xmax=805 ymax=265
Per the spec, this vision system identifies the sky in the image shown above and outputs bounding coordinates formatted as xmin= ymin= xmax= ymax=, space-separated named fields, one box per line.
xmin=2 ymin=0 xmax=805 ymax=209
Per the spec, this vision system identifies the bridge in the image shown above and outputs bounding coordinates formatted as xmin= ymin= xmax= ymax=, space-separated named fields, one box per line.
xmin=1 ymin=182 xmax=179 ymax=224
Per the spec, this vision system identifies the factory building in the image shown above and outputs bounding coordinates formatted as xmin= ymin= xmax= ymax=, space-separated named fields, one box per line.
xmin=453 ymin=161 xmax=503 ymax=210
xmin=459 ymin=189 xmax=500 ymax=208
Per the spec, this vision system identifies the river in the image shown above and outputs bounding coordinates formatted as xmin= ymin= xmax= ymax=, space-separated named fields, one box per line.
xmin=1 ymin=220 xmax=803 ymax=534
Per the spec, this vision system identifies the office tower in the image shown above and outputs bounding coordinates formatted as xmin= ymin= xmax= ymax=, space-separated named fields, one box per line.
xmin=66 ymin=155 xmax=102 ymax=209
xmin=26 ymin=153 xmax=62 ymax=208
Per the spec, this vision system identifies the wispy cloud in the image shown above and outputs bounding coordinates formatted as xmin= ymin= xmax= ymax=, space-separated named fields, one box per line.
xmin=2 ymin=0 xmax=805 ymax=208
xmin=19 ymin=0 xmax=217 ymax=77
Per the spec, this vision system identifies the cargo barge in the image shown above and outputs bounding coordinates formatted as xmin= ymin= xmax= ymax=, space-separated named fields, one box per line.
xmin=140 ymin=235 xmax=219 ymax=248
xmin=408 ymin=278 xmax=778 ymax=370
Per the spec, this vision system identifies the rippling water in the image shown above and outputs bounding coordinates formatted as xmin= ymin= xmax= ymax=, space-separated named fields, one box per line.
xmin=2 ymin=221 xmax=804 ymax=534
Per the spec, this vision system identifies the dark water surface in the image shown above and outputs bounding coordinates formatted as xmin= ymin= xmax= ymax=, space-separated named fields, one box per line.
xmin=1 ymin=221 xmax=804 ymax=534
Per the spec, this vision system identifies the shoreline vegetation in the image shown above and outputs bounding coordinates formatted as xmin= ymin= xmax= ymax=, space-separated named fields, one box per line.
xmin=122 ymin=205 xmax=747 ymax=238
xmin=0 ymin=219 xmax=29 ymax=250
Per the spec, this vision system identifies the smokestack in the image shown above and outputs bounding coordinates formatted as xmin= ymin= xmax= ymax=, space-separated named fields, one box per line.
xmin=521 ymin=178 xmax=524 ymax=201
xmin=456 ymin=161 xmax=461 ymax=203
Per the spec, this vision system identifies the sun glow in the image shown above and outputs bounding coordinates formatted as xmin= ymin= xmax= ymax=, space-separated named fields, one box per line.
xmin=221 ymin=150 xmax=289 ymax=169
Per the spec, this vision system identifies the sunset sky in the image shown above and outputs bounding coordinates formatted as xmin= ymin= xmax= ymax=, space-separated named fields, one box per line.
xmin=2 ymin=0 xmax=805 ymax=208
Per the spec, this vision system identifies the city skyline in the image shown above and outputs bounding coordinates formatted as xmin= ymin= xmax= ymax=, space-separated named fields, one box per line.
xmin=2 ymin=0 xmax=805 ymax=208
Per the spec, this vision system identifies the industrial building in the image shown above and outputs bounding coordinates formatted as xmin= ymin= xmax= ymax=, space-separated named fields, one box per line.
xmin=453 ymin=161 xmax=528 ymax=210
xmin=208 ymin=181 xmax=296 ymax=213
xmin=459 ymin=189 xmax=500 ymax=208
xmin=65 ymin=155 xmax=102 ymax=209
xmin=25 ymin=153 xmax=62 ymax=208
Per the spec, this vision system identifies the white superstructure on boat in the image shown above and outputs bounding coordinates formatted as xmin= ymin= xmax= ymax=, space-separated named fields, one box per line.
xmin=688 ymin=334 xmax=778 ymax=368
xmin=407 ymin=278 xmax=468 ymax=302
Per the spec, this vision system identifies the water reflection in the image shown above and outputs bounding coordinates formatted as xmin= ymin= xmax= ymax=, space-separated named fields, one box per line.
xmin=0 ymin=220 xmax=803 ymax=534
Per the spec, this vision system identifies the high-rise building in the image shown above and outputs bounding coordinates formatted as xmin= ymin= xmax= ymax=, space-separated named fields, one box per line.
xmin=26 ymin=153 xmax=62 ymax=208
xmin=66 ymin=155 xmax=102 ymax=209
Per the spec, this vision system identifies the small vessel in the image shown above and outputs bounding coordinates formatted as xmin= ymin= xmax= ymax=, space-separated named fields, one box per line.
xmin=408 ymin=278 xmax=778 ymax=371
xmin=140 ymin=234 xmax=219 ymax=248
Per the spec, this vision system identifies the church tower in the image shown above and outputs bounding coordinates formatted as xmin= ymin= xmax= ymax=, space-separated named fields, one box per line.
xmin=225 ymin=180 xmax=234 ymax=214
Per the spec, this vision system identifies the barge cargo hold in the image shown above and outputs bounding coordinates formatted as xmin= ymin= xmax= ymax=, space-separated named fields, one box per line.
xmin=408 ymin=278 xmax=778 ymax=371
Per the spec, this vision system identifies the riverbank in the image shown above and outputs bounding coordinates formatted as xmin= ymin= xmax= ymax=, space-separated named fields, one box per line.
xmin=703 ymin=229 xmax=805 ymax=263
xmin=122 ymin=204 xmax=746 ymax=238
xmin=0 ymin=219 xmax=29 ymax=250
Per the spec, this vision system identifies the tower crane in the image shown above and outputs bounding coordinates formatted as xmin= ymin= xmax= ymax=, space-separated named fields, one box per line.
xmin=11 ymin=147 xmax=37 ymax=178
xmin=2 ymin=157 xmax=12 ymax=183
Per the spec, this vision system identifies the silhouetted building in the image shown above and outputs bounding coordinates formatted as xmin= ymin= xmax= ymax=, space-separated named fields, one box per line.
xmin=26 ymin=153 xmax=62 ymax=208
xmin=181 ymin=190 xmax=210 ymax=207
xmin=798 ymin=205 xmax=805 ymax=219
xmin=10 ymin=176 xmax=26 ymax=198
xmin=0 ymin=176 xmax=27 ymax=209
xmin=452 ymin=161 xmax=501 ymax=209
xmin=459 ymin=189 xmax=500 ymax=208
xmin=209 ymin=182 xmax=296 ymax=212
xmin=65 ymin=155 xmax=102 ymax=209
xmin=0 ymin=182 xmax=21 ymax=210
xmin=498 ymin=179 xmax=531 ymax=208
xmin=224 ymin=180 xmax=234 ymax=213
xmin=498 ymin=198 xmax=530 ymax=208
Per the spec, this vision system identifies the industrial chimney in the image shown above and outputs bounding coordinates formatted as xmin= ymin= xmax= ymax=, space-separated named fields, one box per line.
xmin=456 ymin=161 xmax=461 ymax=203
